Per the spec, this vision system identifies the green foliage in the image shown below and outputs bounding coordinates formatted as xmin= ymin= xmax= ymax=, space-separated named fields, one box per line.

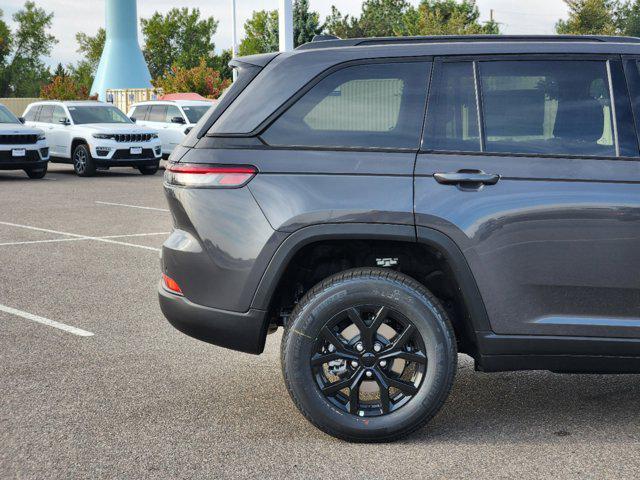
xmin=293 ymin=0 xmax=323 ymax=45
xmin=239 ymin=0 xmax=322 ymax=56
xmin=0 ymin=9 xmax=11 ymax=68
xmin=406 ymin=0 xmax=500 ymax=35
xmin=0 ymin=1 xmax=57 ymax=97
xmin=616 ymin=0 xmax=640 ymax=36
xmin=76 ymin=28 xmax=106 ymax=73
xmin=556 ymin=0 xmax=618 ymax=34
xmin=141 ymin=8 xmax=218 ymax=79
xmin=325 ymin=0 xmax=499 ymax=38
xmin=40 ymin=75 xmax=88 ymax=100
xmin=153 ymin=59 xmax=231 ymax=99
xmin=210 ymin=49 xmax=233 ymax=81
xmin=239 ymin=10 xmax=279 ymax=56
xmin=53 ymin=63 xmax=67 ymax=78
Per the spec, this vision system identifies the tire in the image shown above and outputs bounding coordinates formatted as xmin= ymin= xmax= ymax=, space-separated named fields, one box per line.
xmin=72 ymin=144 xmax=96 ymax=177
xmin=138 ymin=163 xmax=159 ymax=175
xmin=25 ymin=164 xmax=47 ymax=179
xmin=281 ymin=268 xmax=457 ymax=443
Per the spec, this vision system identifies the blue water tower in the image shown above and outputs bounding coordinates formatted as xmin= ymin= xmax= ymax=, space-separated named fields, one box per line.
xmin=91 ymin=0 xmax=152 ymax=100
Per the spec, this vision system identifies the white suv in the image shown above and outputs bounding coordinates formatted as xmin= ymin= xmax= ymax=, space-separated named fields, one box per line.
xmin=23 ymin=101 xmax=162 ymax=177
xmin=0 ymin=103 xmax=49 ymax=179
xmin=127 ymin=100 xmax=213 ymax=158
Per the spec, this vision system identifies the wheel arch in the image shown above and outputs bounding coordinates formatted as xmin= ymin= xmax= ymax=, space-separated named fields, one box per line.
xmin=251 ymin=223 xmax=491 ymax=353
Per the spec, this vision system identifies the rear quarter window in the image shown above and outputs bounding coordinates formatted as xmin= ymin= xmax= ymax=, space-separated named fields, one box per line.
xmin=261 ymin=62 xmax=432 ymax=150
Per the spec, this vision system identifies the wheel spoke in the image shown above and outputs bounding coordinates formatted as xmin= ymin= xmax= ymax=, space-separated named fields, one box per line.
xmin=347 ymin=307 xmax=371 ymax=349
xmin=320 ymin=326 xmax=351 ymax=355
xmin=323 ymin=368 xmax=362 ymax=396
xmin=378 ymin=369 xmax=418 ymax=396
xmin=373 ymin=368 xmax=391 ymax=413
xmin=348 ymin=370 xmax=365 ymax=414
xmin=311 ymin=352 xmax=352 ymax=366
xmin=388 ymin=324 xmax=415 ymax=352
xmin=368 ymin=306 xmax=388 ymax=339
xmin=379 ymin=350 xmax=427 ymax=364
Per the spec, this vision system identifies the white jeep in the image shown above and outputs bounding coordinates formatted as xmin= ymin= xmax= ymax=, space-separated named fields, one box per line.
xmin=23 ymin=101 xmax=162 ymax=177
xmin=0 ymin=103 xmax=49 ymax=179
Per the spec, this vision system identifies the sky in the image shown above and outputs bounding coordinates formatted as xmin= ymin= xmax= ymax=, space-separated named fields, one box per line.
xmin=1 ymin=0 xmax=570 ymax=67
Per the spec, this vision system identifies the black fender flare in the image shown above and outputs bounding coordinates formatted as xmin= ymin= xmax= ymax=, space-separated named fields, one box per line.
xmin=250 ymin=223 xmax=491 ymax=337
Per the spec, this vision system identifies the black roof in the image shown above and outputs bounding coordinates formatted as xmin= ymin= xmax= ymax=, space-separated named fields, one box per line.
xmin=297 ymin=34 xmax=640 ymax=51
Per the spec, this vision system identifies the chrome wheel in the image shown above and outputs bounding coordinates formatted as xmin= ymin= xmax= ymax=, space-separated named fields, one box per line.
xmin=74 ymin=148 xmax=87 ymax=175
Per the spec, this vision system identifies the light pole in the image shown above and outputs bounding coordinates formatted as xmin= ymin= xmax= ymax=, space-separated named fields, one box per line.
xmin=231 ymin=0 xmax=238 ymax=80
xmin=279 ymin=0 xmax=293 ymax=52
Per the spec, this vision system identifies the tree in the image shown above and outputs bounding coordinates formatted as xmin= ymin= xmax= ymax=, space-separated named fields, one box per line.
xmin=40 ymin=75 xmax=88 ymax=100
xmin=53 ymin=63 xmax=67 ymax=78
xmin=210 ymin=49 xmax=233 ymax=81
xmin=293 ymin=0 xmax=323 ymax=46
xmin=325 ymin=0 xmax=413 ymax=38
xmin=406 ymin=0 xmax=500 ymax=35
xmin=616 ymin=0 xmax=640 ymax=36
xmin=0 ymin=1 xmax=57 ymax=97
xmin=141 ymin=8 xmax=218 ymax=79
xmin=239 ymin=1 xmax=322 ymax=56
xmin=0 ymin=10 xmax=11 ymax=69
xmin=239 ymin=10 xmax=279 ymax=56
xmin=153 ymin=59 xmax=231 ymax=99
xmin=556 ymin=0 xmax=618 ymax=34
xmin=76 ymin=28 xmax=106 ymax=73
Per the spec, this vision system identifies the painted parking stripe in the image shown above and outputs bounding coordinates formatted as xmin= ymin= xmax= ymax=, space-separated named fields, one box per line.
xmin=0 ymin=232 xmax=168 ymax=247
xmin=95 ymin=201 xmax=169 ymax=212
xmin=0 ymin=303 xmax=94 ymax=337
xmin=0 ymin=221 xmax=161 ymax=252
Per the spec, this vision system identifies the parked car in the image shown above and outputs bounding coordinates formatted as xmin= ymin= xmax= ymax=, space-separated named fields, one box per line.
xmin=0 ymin=103 xmax=49 ymax=179
xmin=23 ymin=101 xmax=162 ymax=177
xmin=159 ymin=34 xmax=640 ymax=442
xmin=127 ymin=100 xmax=213 ymax=158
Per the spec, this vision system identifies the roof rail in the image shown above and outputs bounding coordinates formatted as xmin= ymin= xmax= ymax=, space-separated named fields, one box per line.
xmin=296 ymin=34 xmax=640 ymax=51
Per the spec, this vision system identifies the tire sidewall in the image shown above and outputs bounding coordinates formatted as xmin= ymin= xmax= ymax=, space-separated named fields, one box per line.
xmin=283 ymin=274 xmax=456 ymax=440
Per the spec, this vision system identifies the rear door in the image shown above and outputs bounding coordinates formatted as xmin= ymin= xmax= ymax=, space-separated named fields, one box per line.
xmin=415 ymin=55 xmax=640 ymax=339
xmin=49 ymin=106 xmax=71 ymax=157
xmin=162 ymin=105 xmax=186 ymax=154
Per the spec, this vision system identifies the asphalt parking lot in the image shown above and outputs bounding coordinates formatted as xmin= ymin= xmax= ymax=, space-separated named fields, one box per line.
xmin=2 ymin=164 xmax=640 ymax=479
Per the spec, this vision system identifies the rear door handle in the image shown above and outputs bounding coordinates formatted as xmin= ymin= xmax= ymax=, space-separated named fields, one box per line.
xmin=434 ymin=171 xmax=500 ymax=186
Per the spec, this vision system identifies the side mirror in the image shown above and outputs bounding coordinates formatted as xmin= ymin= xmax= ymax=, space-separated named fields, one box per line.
xmin=59 ymin=118 xmax=70 ymax=125
xmin=18 ymin=117 xmax=25 ymax=124
xmin=130 ymin=117 xmax=137 ymax=123
xmin=171 ymin=116 xmax=186 ymax=124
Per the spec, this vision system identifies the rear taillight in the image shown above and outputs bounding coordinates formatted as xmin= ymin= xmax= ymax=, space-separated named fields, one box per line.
xmin=165 ymin=163 xmax=257 ymax=188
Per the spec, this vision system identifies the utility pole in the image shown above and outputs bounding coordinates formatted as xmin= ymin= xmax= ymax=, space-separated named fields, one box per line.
xmin=279 ymin=0 xmax=293 ymax=52
xmin=231 ymin=0 xmax=238 ymax=80
xmin=490 ymin=9 xmax=494 ymax=22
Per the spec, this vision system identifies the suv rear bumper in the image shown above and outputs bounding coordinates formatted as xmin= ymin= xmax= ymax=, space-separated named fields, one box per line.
xmin=158 ymin=285 xmax=270 ymax=354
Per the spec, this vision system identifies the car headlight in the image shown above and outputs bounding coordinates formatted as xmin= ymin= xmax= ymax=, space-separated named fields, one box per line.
xmin=92 ymin=133 xmax=113 ymax=140
xmin=37 ymin=134 xmax=46 ymax=141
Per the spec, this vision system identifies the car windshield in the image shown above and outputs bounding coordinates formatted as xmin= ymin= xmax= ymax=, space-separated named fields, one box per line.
xmin=68 ymin=105 xmax=132 ymax=125
xmin=182 ymin=105 xmax=211 ymax=124
xmin=0 ymin=105 xmax=19 ymax=124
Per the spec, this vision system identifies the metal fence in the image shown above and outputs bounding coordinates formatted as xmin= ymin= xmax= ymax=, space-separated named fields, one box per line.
xmin=106 ymin=88 xmax=163 ymax=113
xmin=0 ymin=98 xmax=40 ymax=116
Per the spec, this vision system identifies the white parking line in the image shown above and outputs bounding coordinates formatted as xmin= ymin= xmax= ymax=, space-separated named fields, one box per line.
xmin=0 ymin=232 xmax=169 ymax=247
xmin=95 ymin=201 xmax=169 ymax=212
xmin=0 ymin=303 xmax=94 ymax=337
xmin=0 ymin=221 xmax=162 ymax=252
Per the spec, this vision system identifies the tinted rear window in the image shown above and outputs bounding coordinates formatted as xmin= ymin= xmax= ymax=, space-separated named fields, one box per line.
xmin=479 ymin=60 xmax=616 ymax=157
xmin=262 ymin=62 xmax=432 ymax=149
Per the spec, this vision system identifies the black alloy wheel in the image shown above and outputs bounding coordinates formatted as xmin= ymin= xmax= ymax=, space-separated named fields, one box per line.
xmin=311 ymin=304 xmax=427 ymax=418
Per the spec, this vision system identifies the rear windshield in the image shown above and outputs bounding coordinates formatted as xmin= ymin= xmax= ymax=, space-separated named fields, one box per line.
xmin=182 ymin=105 xmax=211 ymax=124
xmin=69 ymin=106 xmax=132 ymax=125
xmin=0 ymin=105 xmax=19 ymax=124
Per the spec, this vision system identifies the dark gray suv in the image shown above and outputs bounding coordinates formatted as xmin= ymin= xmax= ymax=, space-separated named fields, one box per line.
xmin=159 ymin=35 xmax=640 ymax=442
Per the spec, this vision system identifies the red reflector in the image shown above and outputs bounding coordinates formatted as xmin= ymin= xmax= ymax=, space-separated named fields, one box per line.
xmin=165 ymin=164 xmax=257 ymax=188
xmin=162 ymin=273 xmax=183 ymax=295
